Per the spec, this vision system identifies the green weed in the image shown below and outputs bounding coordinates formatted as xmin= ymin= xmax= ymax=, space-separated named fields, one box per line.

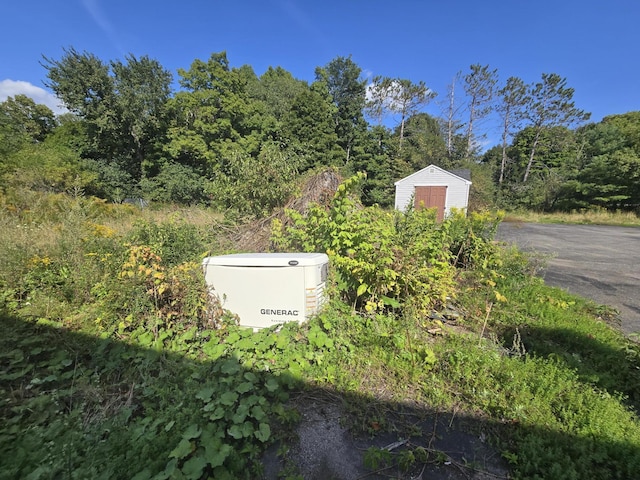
xmin=2 ymin=180 xmax=640 ymax=479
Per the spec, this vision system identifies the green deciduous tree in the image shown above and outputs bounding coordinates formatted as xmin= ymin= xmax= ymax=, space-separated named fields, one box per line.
xmin=1 ymin=141 xmax=93 ymax=195
xmin=254 ymin=66 xmax=308 ymax=122
xmin=570 ymin=150 xmax=640 ymax=210
xmin=140 ymin=162 xmax=210 ymax=205
xmin=503 ymin=126 xmax=581 ymax=210
xmin=0 ymin=94 xmax=57 ymax=146
xmin=43 ymin=48 xmax=173 ymax=190
xmin=564 ymin=112 xmax=640 ymax=210
xmin=165 ymin=52 xmax=265 ymax=176
xmin=43 ymin=48 xmax=117 ymax=158
xmin=111 ymin=55 xmax=173 ymax=178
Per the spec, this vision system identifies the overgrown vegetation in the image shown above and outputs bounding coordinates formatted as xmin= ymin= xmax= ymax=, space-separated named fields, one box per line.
xmin=3 ymin=49 xmax=640 ymax=216
xmin=1 ymin=177 xmax=639 ymax=479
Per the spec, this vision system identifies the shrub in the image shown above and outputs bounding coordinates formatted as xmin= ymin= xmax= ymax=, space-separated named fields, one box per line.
xmin=126 ymin=219 xmax=206 ymax=267
xmin=210 ymin=143 xmax=301 ymax=218
xmin=140 ymin=162 xmax=210 ymax=205
xmin=271 ymin=173 xmax=463 ymax=313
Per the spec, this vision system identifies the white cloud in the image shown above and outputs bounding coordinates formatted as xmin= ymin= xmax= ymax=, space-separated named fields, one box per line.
xmin=0 ymin=79 xmax=68 ymax=115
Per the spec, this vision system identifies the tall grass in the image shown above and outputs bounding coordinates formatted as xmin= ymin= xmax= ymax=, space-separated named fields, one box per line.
xmin=503 ymin=208 xmax=640 ymax=226
xmin=0 ymin=191 xmax=222 ymax=322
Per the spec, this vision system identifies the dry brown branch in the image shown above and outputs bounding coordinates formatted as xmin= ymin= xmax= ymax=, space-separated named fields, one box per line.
xmin=223 ymin=168 xmax=342 ymax=252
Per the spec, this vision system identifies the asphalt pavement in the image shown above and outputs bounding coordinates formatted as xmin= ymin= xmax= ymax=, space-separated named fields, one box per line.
xmin=496 ymin=222 xmax=640 ymax=336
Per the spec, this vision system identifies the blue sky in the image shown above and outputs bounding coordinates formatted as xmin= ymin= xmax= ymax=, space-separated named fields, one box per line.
xmin=1 ymin=0 xmax=638 ymax=145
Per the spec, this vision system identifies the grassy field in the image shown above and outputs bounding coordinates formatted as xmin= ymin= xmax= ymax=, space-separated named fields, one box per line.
xmin=1 ymin=190 xmax=640 ymax=479
xmin=503 ymin=208 xmax=640 ymax=226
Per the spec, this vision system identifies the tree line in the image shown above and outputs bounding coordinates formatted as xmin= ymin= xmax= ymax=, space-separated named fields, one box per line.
xmin=1 ymin=48 xmax=639 ymax=215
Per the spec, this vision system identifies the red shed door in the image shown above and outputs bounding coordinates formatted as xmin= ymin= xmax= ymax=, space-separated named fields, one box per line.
xmin=414 ymin=186 xmax=447 ymax=221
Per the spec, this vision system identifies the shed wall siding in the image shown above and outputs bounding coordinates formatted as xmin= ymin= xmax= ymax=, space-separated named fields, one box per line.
xmin=394 ymin=166 xmax=470 ymax=215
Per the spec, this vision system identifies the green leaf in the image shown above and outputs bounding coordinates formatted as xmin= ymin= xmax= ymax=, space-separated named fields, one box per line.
xmin=255 ymin=422 xmax=271 ymax=442
xmin=208 ymin=406 xmax=225 ymax=421
xmin=250 ymin=405 xmax=266 ymax=421
xmin=264 ymin=377 xmax=279 ymax=392
xmin=231 ymin=403 xmax=250 ymax=424
xmin=158 ymin=458 xmax=177 ymax=479
xmin=136 ymin=331 xmax=154 ymax=347
xmin=236 ymin=381 xmax=253 ymax=394
xmin=182 ymin=423 xmax=202 ymax=440
xmin=227 ymin=424 xmax=243 ymax=439
xmin=220 ymin=359 xmax=241 ymax=375
xmin=241 ymin=421 xmax=254 ymax=437
xmin=243 ymin=372 xmax=258 ymax=383
xmin=169 ymin=438 xmax=193 ymax=459
xmin=226 ymin=331 xmax=241 ymax=343
xmin=220 ymin=391 xmax=238 ymax=406
xmin=381 ymin=296 xmax=401 ymax=308
xmin=205 ymin=443 xmax=232 ymax=468
xmin=164 ymin=420 xmax=175 ymax=432
xmin=356 ymin=283 xmax=368 ymax=297
xmin=195 ymin=386 xmax=215 ymax=402
xmin=181 ymin=455 xmax=207 ymax=480
xmin=244 ymin=394 xmax=262 ymax=407
xmin=203 ymin=340 xmax=225 ymax=360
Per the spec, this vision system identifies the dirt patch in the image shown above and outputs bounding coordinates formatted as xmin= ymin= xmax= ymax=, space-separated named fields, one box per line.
xmin=261 ymin=390 xmax=510 ymax=479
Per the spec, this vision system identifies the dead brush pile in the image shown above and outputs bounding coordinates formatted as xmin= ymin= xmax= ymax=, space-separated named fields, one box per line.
xmin=218 ymin=168 xmax=342 ymax=252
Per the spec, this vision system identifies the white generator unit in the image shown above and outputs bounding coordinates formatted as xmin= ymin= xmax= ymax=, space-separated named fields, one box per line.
xmin=202 ymin=253 xmax=329 ymax=330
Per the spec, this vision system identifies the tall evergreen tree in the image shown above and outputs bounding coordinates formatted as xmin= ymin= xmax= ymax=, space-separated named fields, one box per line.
xmin=496 ymin=76 xmax=529 ymax=184
xmin=522 ymin=73 xmax=590 ymax=182
xmin=315 ymin=56 xmax=368 ymax=164
xmin=388 ymin=79 xmax=435 ymax=151
xmin=365 ymin=75 xmax=395 ymax=127
xmin=398 ymin=113 xmax=448 ymax=172
xmin=283 ymin=81 xmax=344 ymax=170
xmin=463 ymin=64 xmax=498 ymax=158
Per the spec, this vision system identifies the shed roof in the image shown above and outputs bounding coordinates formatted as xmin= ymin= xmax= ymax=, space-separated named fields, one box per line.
xmin=395 ymin=164 xmax=472 ymax=185
xmin=450 ymin=169 xmax=471 ymax=181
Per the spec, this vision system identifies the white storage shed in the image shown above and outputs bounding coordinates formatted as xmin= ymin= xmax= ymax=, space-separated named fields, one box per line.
xmin=394 ymin=165 xmax=472 ymax=220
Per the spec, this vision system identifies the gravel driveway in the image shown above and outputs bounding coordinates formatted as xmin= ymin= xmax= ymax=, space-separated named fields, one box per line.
xmin=496 ymin=222 xmax=640 ymax=336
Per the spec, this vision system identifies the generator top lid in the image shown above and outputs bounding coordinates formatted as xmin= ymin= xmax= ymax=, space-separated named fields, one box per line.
xmin=202 ymin=252 xmax=328 ymax=267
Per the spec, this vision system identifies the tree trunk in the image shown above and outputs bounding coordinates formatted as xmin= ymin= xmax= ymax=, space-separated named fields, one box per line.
xmin=447 ymin=80 xmax=455 ymax=156
xmin=499 ymin=111 xmax=509 ymax=184
xmin=399 ymin=112 xmax=406 ymax=151
xmin=466 ymin=103 xmax=476 ymax=158
xmin=523 ymin=128 xmax=541 ymax=182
